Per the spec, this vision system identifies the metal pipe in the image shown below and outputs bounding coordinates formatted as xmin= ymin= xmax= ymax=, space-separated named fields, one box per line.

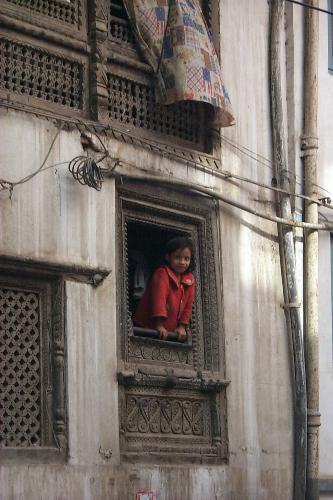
xmin=269 ymin=1 xmax=307 ymax=498
xmin=302 ymin=2 xmax=321 ymax=498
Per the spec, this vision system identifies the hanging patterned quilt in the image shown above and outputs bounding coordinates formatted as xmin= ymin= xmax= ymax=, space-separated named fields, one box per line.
xmin=123 ymin=0 xmax=235 ymax=127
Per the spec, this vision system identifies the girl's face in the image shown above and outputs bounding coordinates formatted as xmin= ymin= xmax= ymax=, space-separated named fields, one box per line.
xmin=167 ymin=247 xmax=191 ymax=276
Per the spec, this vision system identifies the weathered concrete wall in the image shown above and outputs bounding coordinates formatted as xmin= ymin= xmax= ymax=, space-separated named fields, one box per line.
xmin=0 ymin=0 xmax=295 ymax=498
xmin=221 ymin=4 xmax=293 ymax=498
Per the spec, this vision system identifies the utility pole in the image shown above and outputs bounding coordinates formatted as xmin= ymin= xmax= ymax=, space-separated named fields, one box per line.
xmin=302 ymin=1 xmax=320 ymax=499
xmin=270 ymin=1 xmax=307 ymax=498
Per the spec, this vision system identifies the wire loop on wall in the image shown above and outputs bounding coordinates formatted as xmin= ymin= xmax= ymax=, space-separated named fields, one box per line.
xmin=68 ymin=155 xmax=105 ymax=191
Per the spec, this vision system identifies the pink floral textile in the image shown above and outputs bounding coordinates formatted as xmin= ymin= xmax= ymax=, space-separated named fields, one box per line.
xmin=124 ymin=0 xmax=235 ymax=127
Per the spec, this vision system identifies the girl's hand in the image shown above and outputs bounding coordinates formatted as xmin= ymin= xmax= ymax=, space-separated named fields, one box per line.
xmin=157 ymin=326 xmax=168 ymax=340
xmin=175 ymin=325 xmax=187 ymax=342
xmin=155 ymin=318 xmax=168 ymax=340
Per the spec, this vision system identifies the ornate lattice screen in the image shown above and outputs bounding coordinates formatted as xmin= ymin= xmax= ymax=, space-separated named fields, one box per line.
xmin=4 ymin=0 xmax=81 ymax=25
xmin=109 ymin=0 xmax=136 ymax=46
xmin=108 ymin=74 xmax=202 ymax=144
xmin=0 ymin=38 xmax=84 ymax=111
xmin=0 ymin=287 xmax=41 ymax=447
xmin=0 ymin=275 xmax=66 ymax=459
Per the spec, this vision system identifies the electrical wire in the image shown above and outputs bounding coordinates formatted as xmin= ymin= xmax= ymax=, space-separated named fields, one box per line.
xmin=0 ymin=100 xmax=332 ymax=210
xmin=220 ymin=133 xmax=333 ymax=201
xmin=220 ymin=133 xmax=273 ymax=169
xmin=0 ymin=116 xmax=330 ymax=211
xmin=0 ymin=124 xmax=63 ymax=195
xmin=107 ymin=162 xmax=333 ymax=230
xmin=286 ymin=0 xmax=333 ymax=15
xmin=0 ymin=120 xmax=332 ymax=228
xmin=104 ymin=124 xmax=332 ymax=207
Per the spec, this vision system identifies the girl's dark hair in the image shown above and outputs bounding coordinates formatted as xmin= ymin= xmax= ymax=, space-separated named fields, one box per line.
xmin=165 ymin=236 xmax=195 ymax=272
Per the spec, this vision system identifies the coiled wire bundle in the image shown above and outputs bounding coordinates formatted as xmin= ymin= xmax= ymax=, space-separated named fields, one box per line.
xmin=68 ymin=155 xmax=105 ymax=191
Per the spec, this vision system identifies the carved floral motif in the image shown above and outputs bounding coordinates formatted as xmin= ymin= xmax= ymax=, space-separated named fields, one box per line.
xmin=125 ymin=395 xmax=205 ymax=436
xmin=129 ymin=341 xmax=192 ymax=365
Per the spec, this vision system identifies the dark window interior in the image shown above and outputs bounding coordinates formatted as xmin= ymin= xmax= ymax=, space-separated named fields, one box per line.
xmin=127 ymin=220 xmax=192 ymax=339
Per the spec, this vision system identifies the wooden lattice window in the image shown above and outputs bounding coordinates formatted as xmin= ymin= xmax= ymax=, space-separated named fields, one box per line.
xmin=117 ymin=180 xmax=228 ymax=463
xmin=108 ymin=74 xmax=203 ymax=144
xmin=107 ymin=0 xmax=212 ymax=151
xmin=1 ymin=0 xmax=86 ymax=40
xmin=0 ymin=274 xmax=67 ymax=462
xmin=0 ymin=37 xmax=85 ymax=114
xmin=110 ymin=0 xmax=136 ymax=46
xmin=4 ymin=0 xmax=79 ymax=25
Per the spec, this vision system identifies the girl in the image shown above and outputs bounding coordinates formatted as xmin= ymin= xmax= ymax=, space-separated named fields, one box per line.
xmin=133 ymin=237 xmax=195 ymax=341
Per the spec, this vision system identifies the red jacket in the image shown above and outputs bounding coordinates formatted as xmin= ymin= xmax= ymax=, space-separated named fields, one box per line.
xmin=133 ymin=265 xmax=195 ymax=332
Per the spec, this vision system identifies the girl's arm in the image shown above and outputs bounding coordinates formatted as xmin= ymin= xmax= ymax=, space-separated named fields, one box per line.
xmin=150 ymin=267 xmax=169 ymax=318
xmin=176 ymin=282 xmax=195 ymax=341
xmin=150 ymin=268 xmax=169 ymax=339
xmin=179 ymin=282 xmax=195 ymax=325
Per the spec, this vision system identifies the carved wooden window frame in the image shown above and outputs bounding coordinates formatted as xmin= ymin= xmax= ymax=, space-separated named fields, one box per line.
xmin=117 ymin=179 xmax=228 ymax=464
xmin=0 ymin=269 xmax=67 ymax=463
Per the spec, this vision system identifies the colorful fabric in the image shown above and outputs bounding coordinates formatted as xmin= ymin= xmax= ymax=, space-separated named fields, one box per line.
xmin=123 ymin=0 xmax=235 ymax=127
xmin=133 ymin=265 xmax=195 ymax=332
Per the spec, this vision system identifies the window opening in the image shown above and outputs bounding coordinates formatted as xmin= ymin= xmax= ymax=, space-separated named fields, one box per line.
xmin=127 ymin=220 xmax=194 ymax=343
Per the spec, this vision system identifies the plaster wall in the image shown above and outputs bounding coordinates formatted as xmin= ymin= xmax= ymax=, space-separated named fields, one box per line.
xmin=0 ymin=0 xmax=294 ymax=498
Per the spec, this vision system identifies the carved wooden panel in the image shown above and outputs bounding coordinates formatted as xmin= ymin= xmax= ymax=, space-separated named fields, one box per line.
xmin=88 ymin=0 xmax=109 ymax=122
xmin=0 ymin=37 xmax=84 ymax=111
xmin=120 ymin=386 xmax=223 ymax=461
xmin=125 ymin=391 xmax=208 ymax=438
xmin=129 ymin=337 xmax=193 ymax=366
xmin=0 ymin=275 xmax=67 ymax=461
